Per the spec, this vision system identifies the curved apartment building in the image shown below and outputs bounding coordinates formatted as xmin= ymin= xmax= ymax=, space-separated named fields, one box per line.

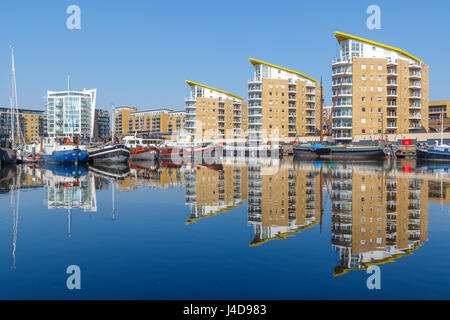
xmin=248 ymin=58 xmax=322 ymax=144
xmin=184 ymin=80 xmax=248 ymax=143
xmin=331 ymin=32 xmax=429 ymax=143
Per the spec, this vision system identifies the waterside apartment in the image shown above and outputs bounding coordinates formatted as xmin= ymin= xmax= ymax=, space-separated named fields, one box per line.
xmin=248 ymin=58 xmax=322 ymax=144
xmin=114 ymin=106 xmax=185 ymax=138
xmin=185 ymin=80 xmax=248 ymax=143
xmin=331 ymin=31 xmax=429 ymax=143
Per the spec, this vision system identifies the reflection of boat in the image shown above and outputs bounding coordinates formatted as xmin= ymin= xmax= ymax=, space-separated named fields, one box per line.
xmin=0 ymin=164 xmax=16 ymax=194
xmin=130 ymin=160 xmax=159 ymax=172
xmin=88 ymin=144 xmax=130 ymax=163
xmin=0 ymin=147 xmax=17 ymax=164
xmin=40 ymin=163 xmax=88 ymax=178
xmin=416 ymin=142 xmax=450 ymax=161
xmin=89 ymin=163 xmax=130 ymax=179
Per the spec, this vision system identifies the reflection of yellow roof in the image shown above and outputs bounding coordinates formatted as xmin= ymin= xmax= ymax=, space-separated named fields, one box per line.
xmin=334 ymin=31 xmax=422 ymax=63
xmin=249 ymin=221 xmax=318 ymax=247
xmin=333 ymin=244 xmax=420 ymax=277
xmin=185 ymin=80 xmax=244 ymax=100
xmin=186 ymin=201 xmax=245 ymax=225
xmin=248 ymin=58 xmax=318 ymax=83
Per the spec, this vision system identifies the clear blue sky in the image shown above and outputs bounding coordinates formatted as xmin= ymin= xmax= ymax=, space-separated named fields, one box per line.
xmin=0 ymin=0 xmax=448 ymax=112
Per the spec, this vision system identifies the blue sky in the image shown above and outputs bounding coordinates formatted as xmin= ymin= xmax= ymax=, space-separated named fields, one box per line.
xmin=0 ymin=0 xmax=449 ymax=112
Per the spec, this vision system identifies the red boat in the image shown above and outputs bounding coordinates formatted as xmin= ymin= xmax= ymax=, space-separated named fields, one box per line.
xmin=130 ymin=146 xmax=159 ymax=161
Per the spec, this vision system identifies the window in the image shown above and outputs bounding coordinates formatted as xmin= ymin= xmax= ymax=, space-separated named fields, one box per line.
xmin=378 ymin=87 xmax=382 ymax=92
xmin=362 ymin=86 xmax=366 ymax=91
xmin=378 ymin=65 xmax=382 ymax=70
xmin=362 ymin=64 xmax=367 ymax=70
xmin=362 ymin=96 xmax=366 ymax=102
xmin=362 ymin=75 xmax=366 ymax=80
xmin=361 ymin=118 xmax=366 ymax=124
xmin=378 ymin=76 xmax=382 ymax=81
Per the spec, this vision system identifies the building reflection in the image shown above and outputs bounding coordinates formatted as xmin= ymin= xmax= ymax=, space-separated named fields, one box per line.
xmin=329 ymin=162 xmax=428 ymax=276
xmin=116 ymin=160 xmax=184 ymax=190
xmin=1 ymin=158 xmax=449 ymax=274
xmin=184 ymin=163 xmax=248 ymax=224
xmin=248 ymin=158 xmax=322 ymax=246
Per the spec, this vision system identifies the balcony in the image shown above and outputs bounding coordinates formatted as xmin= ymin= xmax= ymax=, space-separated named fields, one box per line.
xmin=387 ymin=104 xmax=398 ymax=109
xmin=409 ymin=104 xmax=421 ymax=110
xmin=409 ymin=114 xmax=421 ymax=120
xmin=386 ymin=113 xmax=398 ymax=118
xmin=387 ymin=91 xmax=398 ymax=98
xmin=409 ymin=62 xmax=422 ymax=70
xmin=386 ymin=81 xmax=398 ymax=87
xmin=409 ymin=72 xmax=421 ymax=79
xmin=386 ymin=58 xmax=398 ymax=66
xmin=386 ymin=123 xmax=397 ymax=129
xmin=332 ymin=57 xmax=352 ymax=65
xmin=305 ymin=82 xmax=316 ymax=88
xmin=409 ymin=95 xmax=422 ymax=100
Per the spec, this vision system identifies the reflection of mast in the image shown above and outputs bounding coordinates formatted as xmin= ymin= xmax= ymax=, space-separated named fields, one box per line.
xmin=11 ymin=166 xmax=21 ymax=269
xmin=319 ymin=167 xmax=323 ymax=233
xmin=112 ymin=179 xmax=115 ymax=221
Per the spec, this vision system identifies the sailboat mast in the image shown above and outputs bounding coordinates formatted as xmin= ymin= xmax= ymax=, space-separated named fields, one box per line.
xmin=319 ymin=77 xmax=324 ymax=143
xmin=441 ymin=110 xmax=444 ymax=145
xmin=10 ymin=46 xmax=17 ymax=144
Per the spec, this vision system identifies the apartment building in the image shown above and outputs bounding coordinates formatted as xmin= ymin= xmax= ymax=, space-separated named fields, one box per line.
xmin=113 ymin=106 xmax=137 ymax=136
xmin=331 ymin=31 xmax=429 ymax=143
xmin=114 ymin=106 xmax=185 ymax=137
xmin=0 ymin=107 xmax=47 ymax=142
xmin=248 ymin=58 xmax=322 ymax=144
xmin=428 ymin=100 xmax=450 ymax=133
xmin=93 ymin=109 xmax=110 ymax=139
xmin=185 ymin=80 xmax=248 ymax=143
xmin=46 ymin=89 xmax=97 ymax=139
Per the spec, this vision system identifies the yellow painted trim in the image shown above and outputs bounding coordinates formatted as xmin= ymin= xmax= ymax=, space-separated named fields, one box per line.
xmin=334 ymin=31 xmax=422 ymax=63
xmin=248 ymin=58 xmax=319 ymax=83
xmin=185 ymin=80 xmax=244 ymax=100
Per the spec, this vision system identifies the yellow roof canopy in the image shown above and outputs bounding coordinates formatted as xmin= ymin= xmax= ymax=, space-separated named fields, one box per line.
xmin=185 ymin=80 xmax=244 ymax=100
xmin=334 ymin=31 xmax=422 ymax=63
xmin=248 ymin=58 xmax=318 ymax=83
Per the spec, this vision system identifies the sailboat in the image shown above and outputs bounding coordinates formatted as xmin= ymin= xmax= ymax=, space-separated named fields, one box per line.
xmin=39 ymin=75 xmax=89 ymax=164
xmin=416 ymin=112 xmax=450 ymax=160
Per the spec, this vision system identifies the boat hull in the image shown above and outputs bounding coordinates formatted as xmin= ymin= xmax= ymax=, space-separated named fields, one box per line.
xmin=329 ymin=146 xmax=386 ymax=159
xmin=0 ymin=148 xmax=17 ymax=164
xmin=416 ymin=146 xmax=450 ymax=161
xmin=130 ymin=147 xmax=159 ymax=161
xmin=293 ymin=146 xmax=322 ymax=158
xmin=40 ymin=149 xmax=89 ymax=164
xmin=89 ymin=145 xmax=130 ymax=163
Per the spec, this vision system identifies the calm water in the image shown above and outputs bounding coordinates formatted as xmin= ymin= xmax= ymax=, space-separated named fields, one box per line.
xmin=1 ymin=157 xmax=450 ymax=299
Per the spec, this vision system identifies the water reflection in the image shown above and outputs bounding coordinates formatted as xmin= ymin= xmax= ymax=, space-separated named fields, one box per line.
xmin=1 ymin=157 xmax=449 ymax=277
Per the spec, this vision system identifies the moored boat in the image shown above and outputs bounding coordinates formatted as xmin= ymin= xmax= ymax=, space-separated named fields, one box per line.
xmin=329 ymin=145 xmax=387 ymax=159
xmin=130 ymin=146 xmax=159 ymax=161
xmin=416 ymin=142 xmax=450 ymax=161
xmin=39 ymin=137 xmax=89 ymax=164
xmin=88 ymin=144 xmax=130 ymax=163
xmin=293 ymin=143 xmax=330 ymax=158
